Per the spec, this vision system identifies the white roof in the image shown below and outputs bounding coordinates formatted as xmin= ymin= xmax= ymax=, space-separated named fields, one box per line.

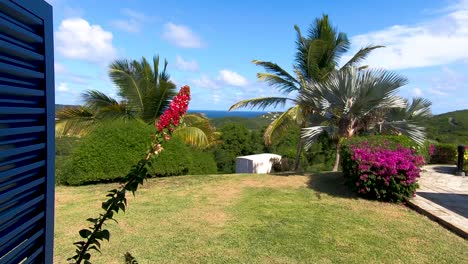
xmin=236 ymin=153 xmax=281 ymax=160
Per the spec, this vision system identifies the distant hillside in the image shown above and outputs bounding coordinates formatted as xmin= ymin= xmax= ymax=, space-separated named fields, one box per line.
xmin=211 ymin=115 xmax=270 ymax=130
xmin=54 ymin=103 xmax=467 ymax=144
xmin=425 ymin=109 xmax=468 ymax=144
xmin=55 ymin=104 xmax=80 ymax=111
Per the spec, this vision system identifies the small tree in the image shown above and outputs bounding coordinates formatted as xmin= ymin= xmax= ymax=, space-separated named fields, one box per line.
xmin=300 ymin=67 xmax=431 ymax=171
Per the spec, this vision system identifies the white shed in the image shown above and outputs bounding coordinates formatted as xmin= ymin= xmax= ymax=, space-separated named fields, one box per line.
xmin=235 ymin=153 xmax=282 ymax=174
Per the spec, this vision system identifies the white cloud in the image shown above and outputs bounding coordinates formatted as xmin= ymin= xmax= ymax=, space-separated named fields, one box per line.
xmin=192 ymin=70 xmax=248 ymax=89
xmin=412 ymin=87 xmax=423 ymax=97
xmin=218 ymin=70 xmax=248 ymax=87
xmin=163 ymin=23 xmax=203 ymax=48
xmin=55 ymin=62 xmax=67 ymax=74
xmin=212 ymin=94 xmax=221 ymax=104
xmin=111 ymin=20 xmax=140 ymax=33
xmin=345 ymin=1 xmax=468 ymax=69
xmin=193 ymin=75 xmax=219 ymax=89
xmin=175 ymin=55 xmax=199 ymax=71
xmin=57 ymin=82 xmax=69 ymax=92
xmin=111 ymin=8 xmax=154 ymax=33
xmin=429 ymin=88 xmax=449 ymax=96
xmin=56 ymin=18 xmax=116 ymax=64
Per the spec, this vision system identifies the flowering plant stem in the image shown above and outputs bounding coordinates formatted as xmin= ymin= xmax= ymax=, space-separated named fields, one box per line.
xmin=68 ymin=86 xmax=191 ymax=264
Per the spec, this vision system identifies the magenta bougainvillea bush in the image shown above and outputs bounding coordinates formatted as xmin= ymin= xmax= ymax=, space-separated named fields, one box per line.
xmin=342 ymin=140 xmax=424 ymax=203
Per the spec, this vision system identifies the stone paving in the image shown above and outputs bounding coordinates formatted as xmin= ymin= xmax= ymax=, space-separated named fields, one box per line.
xmin=408 ymin=164 xmax=468 ymax=238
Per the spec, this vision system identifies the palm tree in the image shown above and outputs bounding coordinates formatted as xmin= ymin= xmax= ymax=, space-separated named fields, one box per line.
xmin=229 ymin=14 xmax=382 ymax=171
xmin=56 ymin=55 xmax=216 ymax=148
xmin=299 ymin=67 xmax=432 ymax=171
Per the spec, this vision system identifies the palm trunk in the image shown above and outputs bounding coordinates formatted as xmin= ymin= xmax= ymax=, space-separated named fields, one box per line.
xmin=332 ymin=141 xmax=341 ymax=172
xmin=293 ymin=136 xmax=303 ymax=172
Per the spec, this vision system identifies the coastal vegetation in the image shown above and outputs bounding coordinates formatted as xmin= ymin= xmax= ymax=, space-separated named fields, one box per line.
xmin=52 ymin=11 xmax=468 ymax=263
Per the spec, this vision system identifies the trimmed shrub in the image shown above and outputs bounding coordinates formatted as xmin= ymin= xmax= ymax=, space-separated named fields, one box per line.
xmin=149 ymin=137 xmax=218 ymax=176
xmin=342 ymin=136 xmax=424 ymax=202
xmin=59 ymin=120 xmax=218 ymax=185
xmin=60 ymin=120 xmax=154 ymax=185
xmin=188 ymin=149 xmax=218 ymax=175
xmin=429 ymin=143 xmax=457 ymax=164
xmin=55 ymin=136 xmax=81 ymax=184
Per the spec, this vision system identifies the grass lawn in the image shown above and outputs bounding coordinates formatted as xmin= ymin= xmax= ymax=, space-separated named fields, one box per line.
xmin=55 ymin=173 xmax=468 ymax=263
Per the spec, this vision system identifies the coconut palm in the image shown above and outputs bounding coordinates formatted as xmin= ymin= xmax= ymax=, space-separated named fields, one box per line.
xmin=299 ymin=67 xmax=432 ymax=171
xmin=229 ymin=14 xmax=382 ymax=171
xmin=56 ymin=55 xmax=216 ymax=148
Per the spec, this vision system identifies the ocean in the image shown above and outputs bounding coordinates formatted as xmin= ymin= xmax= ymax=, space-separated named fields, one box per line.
xmin=187 ymin=110 xmax=268 ymax=119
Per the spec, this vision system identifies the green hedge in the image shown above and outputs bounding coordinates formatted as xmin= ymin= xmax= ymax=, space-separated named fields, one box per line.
xmin=149 ymin=137 xmax=217 ymax=176
xmin=58 ymin=120 xmax=153 ymax=185
xmin=58 ymin=120 xmax=217 ymax=185
xmin=429 ymin=143 xmax=457 ymax=164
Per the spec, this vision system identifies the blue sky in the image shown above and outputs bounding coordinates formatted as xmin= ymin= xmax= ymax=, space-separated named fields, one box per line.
xmin=48 ymin=0 xmax=468 ymax=114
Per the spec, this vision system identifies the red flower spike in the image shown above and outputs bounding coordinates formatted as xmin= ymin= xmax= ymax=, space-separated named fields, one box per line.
xmin=156 ymin=86 xmax=191 ymax=132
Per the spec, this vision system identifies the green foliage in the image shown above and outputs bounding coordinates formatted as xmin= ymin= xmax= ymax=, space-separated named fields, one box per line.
xmin=56 ymin=136 xmax=81 ymax=156
xmin=212 ymin=116 xmax=271 ymax=130
xmin=343 ymin=134 xmax=422 ymax=152
xmin=149 ymin=137 xmax=217 ymax=176
xmin=425 ymin=110 xmax=468 ymax=144
xmin=212 ymin=123 xmax=264 ymax=173
xmin=187 ymin=148 xmax=218 ymax=175
xmin=429 ymin=143 xmax=457 ymax=164
xmin=149 ymin=137 xmax=191 ymax=176
xmin=59 ymin=120 xmax=218 ymax=185
xmin=56 ymin=136 xmax=81 ymax=185
xmin=59 ymin=120 xmax=153 ymax=185
xmin=270 ymin=157 xmax=295 ymax=172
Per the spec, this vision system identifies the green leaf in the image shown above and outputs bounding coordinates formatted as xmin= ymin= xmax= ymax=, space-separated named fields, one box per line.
xmin=101 ymin=229 xmax=110 ymax=241
xmin=79 ymin=229 xmax=92 ymax=239
xmin=83 ymin=253 xmax=91 ymax=260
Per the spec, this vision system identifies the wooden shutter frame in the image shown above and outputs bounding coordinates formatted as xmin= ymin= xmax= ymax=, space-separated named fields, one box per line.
xmin=0 ymin=0 xmax=54 ymax=262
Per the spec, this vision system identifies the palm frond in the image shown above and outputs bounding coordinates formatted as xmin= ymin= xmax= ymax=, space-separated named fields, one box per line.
xmin=109 ymin=60 xmax=144 ymax=112
xmin=183 ymin=113 xmax=209 ymax=124
xmin=55 ymin=106 xmax=96 ymax=137
xmin=256 ymin=73 xmax=300 ymax=94
xmin=229 ymin=96 xmax=295 ymax=111
xmin=406 ymin=97 xmax=432 ymax=119
xmin=264 ymin=105 xmax=304 ymax=145
xmin=380 ymin=120 xmax=426 ymax=146
xmin=341 ymin=45 xmax=384 ymax=69
xmin=173 ymin=126 xmax=209 ymax=148
xmin=252 ymin=60 xmax=299 ymax=93
xmin=301 ymin=125 xmax=334 ymax=149
xmin=82 ymin=90 xmax=119 ymax=111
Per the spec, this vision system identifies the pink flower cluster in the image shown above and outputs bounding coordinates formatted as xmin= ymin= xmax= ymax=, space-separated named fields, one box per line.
xmin=429 ymin=144 xmax=436 ymax=156
xmin=156 ymin=86 xmax=191 ymax=132
xmin=350 ymin=143 xmax=424 ymax=200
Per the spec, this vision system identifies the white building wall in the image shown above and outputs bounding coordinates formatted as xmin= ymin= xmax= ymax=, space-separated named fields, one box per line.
xmin=235 ymin=153 xmax=282 ymax=174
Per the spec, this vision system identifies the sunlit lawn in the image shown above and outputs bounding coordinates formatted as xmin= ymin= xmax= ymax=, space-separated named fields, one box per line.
xmin=55 ymin=173 xmax=468 ymax=263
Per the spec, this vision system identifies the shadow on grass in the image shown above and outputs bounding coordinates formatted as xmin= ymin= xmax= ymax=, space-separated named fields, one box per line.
xmin=271 ymin=171 xmax=357 ymax=199
xmin=305 ymin=172 xmax=357 ymax=199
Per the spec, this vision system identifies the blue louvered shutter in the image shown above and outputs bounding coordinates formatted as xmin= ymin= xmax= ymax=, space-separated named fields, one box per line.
xmin=0 ymin=0 xmax=54 ymax=263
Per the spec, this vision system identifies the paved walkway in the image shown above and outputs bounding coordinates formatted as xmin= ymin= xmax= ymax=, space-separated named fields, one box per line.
xmin=408 ymin=164 xmax=468 ymax=238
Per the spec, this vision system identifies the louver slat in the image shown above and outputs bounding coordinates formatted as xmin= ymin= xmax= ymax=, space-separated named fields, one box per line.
xmin=0 ymin=0 xmax=54 ymax=263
